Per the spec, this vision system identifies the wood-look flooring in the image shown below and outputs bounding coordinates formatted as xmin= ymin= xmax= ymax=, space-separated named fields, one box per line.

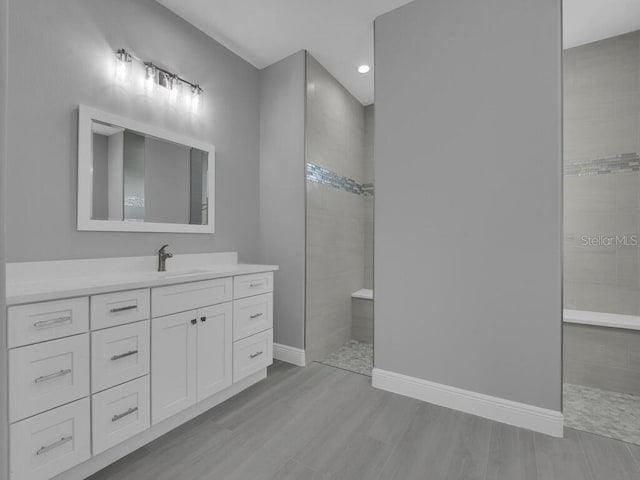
xmin=89 ymin=361 xmax=640 ymax=480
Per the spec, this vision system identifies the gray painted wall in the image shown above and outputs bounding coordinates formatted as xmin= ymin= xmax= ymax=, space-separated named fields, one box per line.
xmin=363 ymin=105 xmax=374 ymax=290
xmin=563 ymin=31 xmax=640 ymax=315
xmin=0 ymin=0 xmax=7 ymax=475
xmin=6 ymin=0 xmax=261 ymax=262
xmin=305 ymin=54 xmax=366 ymax=361
xmin=374 ymin=0 xmax=562 ymax=410
xmin=258 ymin=51 xmax=306 ymax=349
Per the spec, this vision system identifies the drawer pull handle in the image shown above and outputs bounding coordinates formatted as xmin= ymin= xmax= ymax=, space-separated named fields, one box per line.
xmin=33 ymin=316 xmax=72 ymax=329
xmin=36 ymin=436 xmax=73 ymax=456
xmin=110 ymin=305 xmax=137 ymax=313
xmin=201 ymin=316 xmax=207 ymax=322
xmin=191 ymin=318 xmax=197 ymax=325
xmin=250 ymin=351 xmax=263 ymax=359
xmin=112 ymin=407 xmax=138 ymax=422
xmin=249 ymin=313 xmax=263 ymax=319
xmin=34 ymin=369 xmax=72 ymax=384
xmin=111 ymin=350 xmax=138 ymax=361
xmin=249 ymin=283 xmax=262 ymax=288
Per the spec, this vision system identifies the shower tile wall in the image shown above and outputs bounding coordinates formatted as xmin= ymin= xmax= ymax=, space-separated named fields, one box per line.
xmin=564 ymin=30 xmax=640 ymax=316
xmin=305 ymin=53 xmax=366 ymax=362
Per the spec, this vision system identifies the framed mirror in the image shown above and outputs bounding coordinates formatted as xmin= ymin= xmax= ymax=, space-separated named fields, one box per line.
xmin=77 ymin=105 xmax=215 ymax=233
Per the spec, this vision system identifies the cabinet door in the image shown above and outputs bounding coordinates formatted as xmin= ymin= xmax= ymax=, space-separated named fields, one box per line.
xmin=151 ymin=311 xmax=197 ymax=424
xmin=197 ymin=302 xmax=232 ymax=401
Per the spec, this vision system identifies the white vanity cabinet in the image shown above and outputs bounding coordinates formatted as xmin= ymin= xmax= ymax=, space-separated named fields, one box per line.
xmin=5 ymin=262 xmax=277 ymax=480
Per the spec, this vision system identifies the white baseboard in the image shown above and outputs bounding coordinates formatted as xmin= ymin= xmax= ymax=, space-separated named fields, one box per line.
xmin=372 ymin=368 xmax=564 ymax=437
xmin=273 ymin=343 xmax=306 ymax=366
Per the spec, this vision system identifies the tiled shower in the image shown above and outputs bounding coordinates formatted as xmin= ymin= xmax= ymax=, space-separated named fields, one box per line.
xmin=563 ymin=30 xmax=640 ymax=445
xmin=304 ymin=53 xmax=374 ymax=374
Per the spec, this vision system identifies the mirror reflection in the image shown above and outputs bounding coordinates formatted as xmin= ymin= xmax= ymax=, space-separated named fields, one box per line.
xmin=91 ymin=120 xmax=209 ymax=225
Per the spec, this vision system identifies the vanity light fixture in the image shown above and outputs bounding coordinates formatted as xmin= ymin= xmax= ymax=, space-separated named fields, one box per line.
xmin=115 ymin=48 xmax=203 ymax=111
xmin=357 ymin=64 xmax=371 ymax=74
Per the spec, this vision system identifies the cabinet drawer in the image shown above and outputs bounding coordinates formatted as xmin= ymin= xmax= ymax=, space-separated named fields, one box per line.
xmin=9 ymin=334 xmax=90 ymax=423
xmin=10 ymin=397 xmax=90 ymax=480
xmin=152 ymin=278 xmax=232 ymax=317
xmin=91 ymin=289 xmax=150 ymax=330
xmin=233 ymin=293 xmax=273 ymax=341
xmin=92 ymin=321 xmax=150 ymax=393
xmin=233 ymin=329 xmax=273 ymax=383
xmin=8 ymin=297 xmax=89 ymax=349
xmin=92 ymin=376 xmax=150 ymax=455
xmin=233 ymin=272 xmax=273 ymax=299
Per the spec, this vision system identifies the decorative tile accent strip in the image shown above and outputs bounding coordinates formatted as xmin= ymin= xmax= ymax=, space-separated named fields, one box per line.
xmin=124 ymin=195 xmax=144 ymax=207
xmin=564 ymin=153 xmax=640 ymax=176
xmin=306 ymin=162 xmax=374 ymax=196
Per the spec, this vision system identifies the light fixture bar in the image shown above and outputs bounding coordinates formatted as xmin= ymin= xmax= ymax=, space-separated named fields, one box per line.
xmin=116 ymin=48 xmax=203 ymax=94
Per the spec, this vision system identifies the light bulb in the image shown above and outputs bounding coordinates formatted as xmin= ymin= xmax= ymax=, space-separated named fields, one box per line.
xmin=144 ymin=63 xmax=157 ymax=91
xmin=357 ymin=64 xmax=371 ymax=74
xmin=168 ymin=76 xmax=180 ymax=104
xmin=181 ymin=83 xmax=192 ymax=109
xmin=115 ymin=49 xmax=132 ymax=82
xmin=190 ymin=85 xmax=202 ymax=113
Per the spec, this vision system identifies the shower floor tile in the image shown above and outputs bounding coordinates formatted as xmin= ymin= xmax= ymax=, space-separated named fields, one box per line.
xmin=564 ymin=383 xmax=640 ymax=445
xmin=320 ymin=340 xmax=373 ymax=376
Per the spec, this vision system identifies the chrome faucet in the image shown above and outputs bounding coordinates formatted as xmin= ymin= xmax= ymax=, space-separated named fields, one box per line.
xmin=158 ymin=244 xmax=173 ymax=272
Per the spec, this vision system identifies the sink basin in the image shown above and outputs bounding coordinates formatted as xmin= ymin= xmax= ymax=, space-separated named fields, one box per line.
xmin=148 ymin=268 xmax=212 ymax=279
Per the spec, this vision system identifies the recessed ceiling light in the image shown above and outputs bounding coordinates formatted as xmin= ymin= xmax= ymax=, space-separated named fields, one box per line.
xmin=357 ymin=64 xmax=371 ymax=74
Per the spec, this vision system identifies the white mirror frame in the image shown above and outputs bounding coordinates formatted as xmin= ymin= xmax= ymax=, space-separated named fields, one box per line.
xmin=77 ymin=105 xmax=215 ymax=233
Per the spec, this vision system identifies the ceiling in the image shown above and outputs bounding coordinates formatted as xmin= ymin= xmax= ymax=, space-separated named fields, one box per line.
xmin=157 ymin=0 xmax=640 ymax=105
xmin=156 ymin=0 xmax=414 ymax=106
xmin=563 ymin=0 xmax=640 ymax=49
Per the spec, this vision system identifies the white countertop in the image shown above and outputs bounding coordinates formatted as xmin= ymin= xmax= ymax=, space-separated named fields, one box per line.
xmin=6 ymin=255 xmax=278 ymax=305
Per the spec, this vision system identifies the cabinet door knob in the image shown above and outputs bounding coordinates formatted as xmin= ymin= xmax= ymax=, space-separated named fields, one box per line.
xmin=191 ymin=318 xmax=197 ymax=325
xmin=200 ymin=316 xmax=207 ymax=322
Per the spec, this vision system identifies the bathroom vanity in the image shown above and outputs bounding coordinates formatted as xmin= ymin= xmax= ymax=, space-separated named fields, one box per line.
xmin=4 ymin=253 xmax=277 ymax=480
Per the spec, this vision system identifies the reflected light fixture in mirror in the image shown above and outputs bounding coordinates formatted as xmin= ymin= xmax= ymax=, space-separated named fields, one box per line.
xmin=357 ymin=64 xmax=371 ymax=74
xmin=115 ymin=48 xmax=203 ymax=112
